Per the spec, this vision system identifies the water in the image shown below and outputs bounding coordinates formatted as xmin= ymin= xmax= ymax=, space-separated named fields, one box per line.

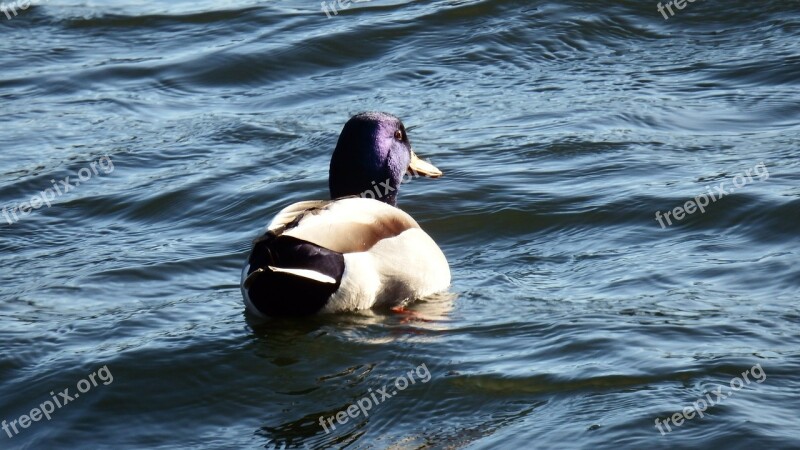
xmin=1 ymin=0 xmax=798 ymax=448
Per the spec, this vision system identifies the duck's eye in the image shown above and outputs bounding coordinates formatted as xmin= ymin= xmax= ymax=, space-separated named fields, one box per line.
xmin=394 ymin=130 xmax=403 ymax=141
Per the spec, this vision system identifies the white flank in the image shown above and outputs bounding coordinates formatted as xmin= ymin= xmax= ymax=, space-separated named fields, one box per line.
xmin=322 ymin=228 xmax=451 ymax=313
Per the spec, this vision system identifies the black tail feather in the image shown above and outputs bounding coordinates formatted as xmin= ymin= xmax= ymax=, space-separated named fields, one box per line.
xmin=244 ymin=234 xmax=345 ymax=316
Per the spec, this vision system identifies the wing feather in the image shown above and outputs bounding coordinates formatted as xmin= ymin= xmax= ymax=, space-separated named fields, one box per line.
xmin=269 ymin=198 xmax=419 ymax=254
xmin=267 ymin=200 xmax=331 ymax=233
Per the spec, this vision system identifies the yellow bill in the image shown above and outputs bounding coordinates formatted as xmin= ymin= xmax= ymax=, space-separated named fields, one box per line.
xmin=408 ymin=150 xmax=443 ymax=178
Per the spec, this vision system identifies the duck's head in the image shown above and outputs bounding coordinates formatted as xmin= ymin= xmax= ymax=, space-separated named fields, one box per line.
xmin=329 ymin=112 xmax=442 ymax=206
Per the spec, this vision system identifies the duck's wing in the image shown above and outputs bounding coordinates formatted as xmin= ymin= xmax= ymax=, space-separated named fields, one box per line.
xmin=275 ymin=197 xmax=420 ymax=254
xmin=266 ymin=200 xmax=332 ymax=234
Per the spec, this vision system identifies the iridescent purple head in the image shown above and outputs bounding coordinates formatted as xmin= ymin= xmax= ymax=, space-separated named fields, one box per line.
xmin=329 ymin=112 xmax=442 ymax=206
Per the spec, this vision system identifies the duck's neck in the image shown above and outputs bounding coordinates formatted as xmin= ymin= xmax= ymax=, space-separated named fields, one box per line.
xmin=329 ymin=167 xmax=401 ymax=206
xmin=329 ymin=151 xmax=404 ymax=206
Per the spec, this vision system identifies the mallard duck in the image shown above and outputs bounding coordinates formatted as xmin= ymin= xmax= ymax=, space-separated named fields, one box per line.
xmin=241 ymin=112 xmax=451 ymax=317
